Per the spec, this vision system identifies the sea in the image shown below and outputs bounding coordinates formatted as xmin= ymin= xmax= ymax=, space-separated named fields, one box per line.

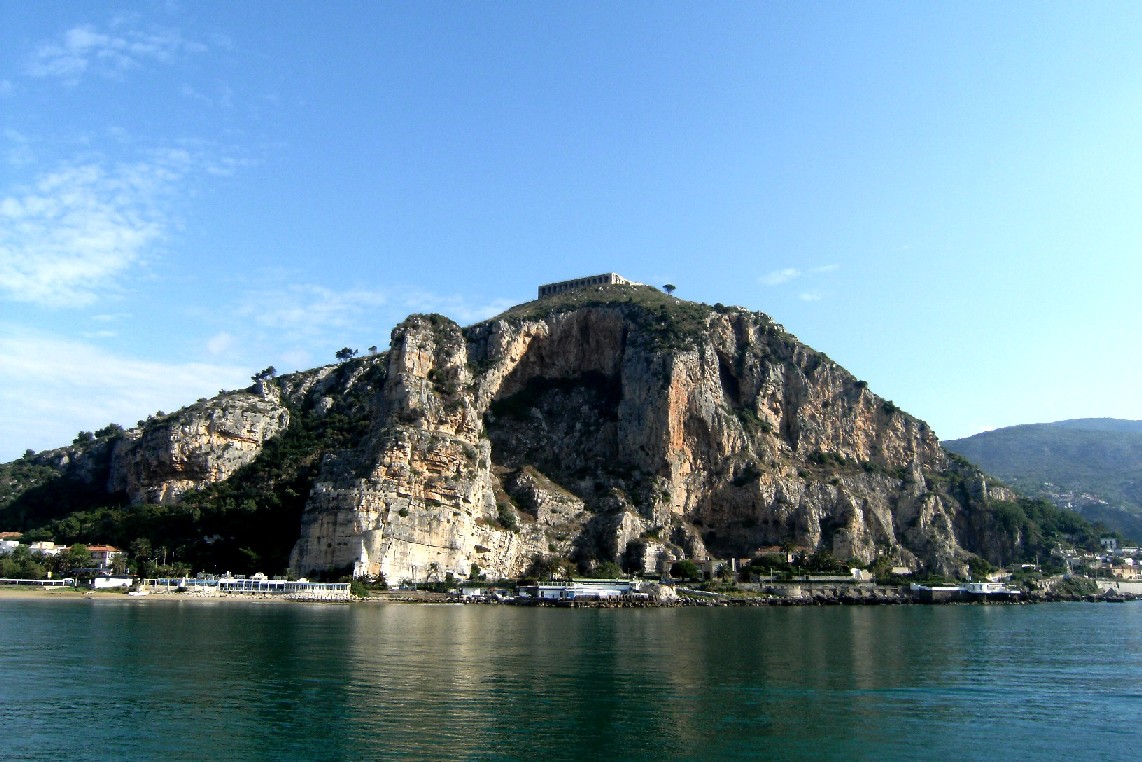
xmin=1 ymin=598 xmax=1138 ymax=761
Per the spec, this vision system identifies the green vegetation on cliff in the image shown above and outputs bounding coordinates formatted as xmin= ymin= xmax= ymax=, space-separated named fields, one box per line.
xmin=0 ymin=359 xmax=382 ymax=576
xmin=0 ymin=294 xmax=1117 ymax=582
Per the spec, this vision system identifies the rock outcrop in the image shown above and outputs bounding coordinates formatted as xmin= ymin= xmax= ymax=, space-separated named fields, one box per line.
xmin=108 ymin=383 xmax=290 ymax=504
xmin=285 ymin=286 xmax=1014 ymax=582
xmin=3 ymin=284 xmax=1027 ymax=581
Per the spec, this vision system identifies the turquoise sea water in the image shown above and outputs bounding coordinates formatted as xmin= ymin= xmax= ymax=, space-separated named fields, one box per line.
xmin=1 ymin=599 xmax=1139 ymax=761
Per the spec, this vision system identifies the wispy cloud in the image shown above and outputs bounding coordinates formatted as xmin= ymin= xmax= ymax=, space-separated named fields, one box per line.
xmin=234 ymin=282 xmax=514 ymax=339
xmin=0 ymin=159 xmax=181 ymax=307
xmin=237 ymin=284 xmax=391 ymax=337
xmin=0 ymin=143 xmax=236 ymax=308
xmin=0 ymin=327 xmax=250 ymax=460
xmin=26 ymin=20 xmax=205 ymax=83
xmin=397 ymin=290 xmax=517 ymax=325
xmin=760 ymin=264 xmax=841 ymax=288
xmin=0 ymin=163 xmax=161 ymax=307
xmin=204 ymin=281 xmax=518 ymax=370
xmin=760 ymin=267 xmax=801 ymax=286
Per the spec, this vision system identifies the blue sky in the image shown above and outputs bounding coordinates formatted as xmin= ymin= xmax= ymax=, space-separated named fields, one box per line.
xmin=2 ymin=2 xmax=1141 ymax=461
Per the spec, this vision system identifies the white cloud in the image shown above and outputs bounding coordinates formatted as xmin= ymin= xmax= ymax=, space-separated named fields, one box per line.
xmin=206 ymin=331 xmax=238 ymax=356
xmin=760 ymin=264 xmax=841 ymax=288
xmin=397 ymin=290 xmax=517 ymax=325
xmin=211 ymin=281 xmax=517 ymax=372
xmin=238 ymin=284 xmax=390 ymax=337
xmin=0 ymin=143 xmax=217 ymax=308
xmin=26 ymin=21 xmax=205 ymax=83
xmin=0 ymin=327 xmax=250 ymax=461
xmin=761 ymin=268 xmax=801 ymax=286
xmin=235 ymin=282 xmax=516 ymax=336
xmin=0 ymin=161 xmax=171 ymax=307
xmin=799 ymin=292 xmax=823 ymax=302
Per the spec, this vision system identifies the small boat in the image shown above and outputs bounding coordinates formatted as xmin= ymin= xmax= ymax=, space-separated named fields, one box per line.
xmin=128 ymin=590 xmax=150 ymax=597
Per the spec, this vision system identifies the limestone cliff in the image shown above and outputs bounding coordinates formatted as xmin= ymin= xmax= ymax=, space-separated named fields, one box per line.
xmin=108 ymin=383 xmax=290 ymax=504
xmin=3 ymin=284 xmax=1031 ymax=580
xmin=286 ymin=286 xmax=1016 ymax=582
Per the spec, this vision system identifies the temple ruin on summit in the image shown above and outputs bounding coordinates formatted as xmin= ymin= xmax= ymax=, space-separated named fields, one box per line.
xmin=537 ymin=273 xmax=635 ymax=299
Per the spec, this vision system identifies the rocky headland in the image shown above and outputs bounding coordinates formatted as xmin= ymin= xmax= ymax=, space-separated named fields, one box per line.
xmin=2 ymin=284 xmax=1090 ymax=583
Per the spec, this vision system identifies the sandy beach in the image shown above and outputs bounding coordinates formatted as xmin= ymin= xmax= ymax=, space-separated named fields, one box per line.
xmin=0 ymin=586 xmax=89 ymax=600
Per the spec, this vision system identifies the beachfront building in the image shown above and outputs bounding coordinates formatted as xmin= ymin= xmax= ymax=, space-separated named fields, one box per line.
xmin=91 ymin=573 xmax=133 ymax=589
xmin=142 ymin=574 xmax=351 ymax=600
xmin=521 ymin=579 xmax=635 ymax=601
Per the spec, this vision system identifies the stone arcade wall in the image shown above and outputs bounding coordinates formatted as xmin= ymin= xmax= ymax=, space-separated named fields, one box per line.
xmin=537 ymin=273 xmax=633 ymax=298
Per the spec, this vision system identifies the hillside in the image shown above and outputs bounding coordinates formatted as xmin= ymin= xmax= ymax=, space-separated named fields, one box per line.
xmin=944 ymin=419 xmax=1142 ymax=542
xmin=0 ymin=284 xmax=1107 ymax=580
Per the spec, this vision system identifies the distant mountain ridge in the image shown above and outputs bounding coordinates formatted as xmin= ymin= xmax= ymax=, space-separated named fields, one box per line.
xmin=944 ymin=419 xmax=1142 ymax=541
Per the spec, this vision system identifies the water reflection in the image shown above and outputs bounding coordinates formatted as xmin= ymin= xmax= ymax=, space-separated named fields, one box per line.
xmin=1 ymin=600 xmax=1139 ymax=761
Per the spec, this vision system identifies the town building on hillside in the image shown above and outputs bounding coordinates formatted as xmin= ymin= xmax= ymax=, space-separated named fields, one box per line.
xmin=537 ymin=273 xmax=637 ymax=299
xmin=87 ymin=545 xmax=123 ymax=569
xmin=28 ymin=541 xmax=64 ymax=556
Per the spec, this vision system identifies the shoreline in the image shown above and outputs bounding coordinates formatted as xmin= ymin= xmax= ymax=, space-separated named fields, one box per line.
xmin=0 ymin=586 xmax=326 ymax=604
xmin=3 ymin=584 xmax=1136 ymax=607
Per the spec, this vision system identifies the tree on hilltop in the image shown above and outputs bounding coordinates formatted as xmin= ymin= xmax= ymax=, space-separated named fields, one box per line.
xmin=335 ymin=347 xmax=358 ymax=363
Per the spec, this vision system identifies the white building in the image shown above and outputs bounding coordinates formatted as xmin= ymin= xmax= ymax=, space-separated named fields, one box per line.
xmin=87 ymin=545 xmax=123 ymax=569
xmin=28 ymin=541 xmax=64 ymax=556
xmin=91 ymin=573 xmax=134 ymax=589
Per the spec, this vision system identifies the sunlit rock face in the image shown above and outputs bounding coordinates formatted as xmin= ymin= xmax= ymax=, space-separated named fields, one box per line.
xmin=285 ymin=287 xmax=1006 ymax=581
xmin=108 ymin=384 xmax=290 ymax=505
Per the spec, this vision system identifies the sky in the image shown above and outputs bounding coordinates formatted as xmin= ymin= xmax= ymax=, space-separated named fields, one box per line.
xmin=2 ymin=2 xmax=1141 ymax=461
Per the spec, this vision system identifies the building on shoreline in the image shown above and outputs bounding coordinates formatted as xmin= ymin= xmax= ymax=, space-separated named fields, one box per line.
xmin=143 ymin=574 xmax=351 ymax=600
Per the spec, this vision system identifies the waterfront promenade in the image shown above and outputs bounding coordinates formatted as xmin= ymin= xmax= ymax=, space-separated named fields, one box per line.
xmin=141 ymin=576 xmax=351 ymax=601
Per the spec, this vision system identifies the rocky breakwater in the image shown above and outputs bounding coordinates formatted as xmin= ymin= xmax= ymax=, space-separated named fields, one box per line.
xmin=289 ymin=285 xmax=1024 ymax=582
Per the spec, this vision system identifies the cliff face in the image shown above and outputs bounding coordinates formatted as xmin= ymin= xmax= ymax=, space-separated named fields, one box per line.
xmin=107 ymin=383 xmax=290 ymax=505
xmin=285 ymin=287 xmax=1011 ymax=581
xmin=3 ymin=285 xmax=1022 ymax=580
